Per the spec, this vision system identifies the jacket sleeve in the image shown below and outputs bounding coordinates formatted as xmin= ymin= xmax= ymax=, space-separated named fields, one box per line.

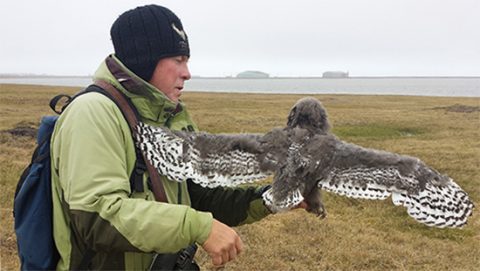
xmin=52 ymin=93 xmax=212 ymax=254
xmin=187 ymin=180 xmax=272 ymax=226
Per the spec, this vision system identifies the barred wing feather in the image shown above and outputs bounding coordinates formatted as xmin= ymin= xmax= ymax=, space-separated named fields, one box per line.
xmin=136 ymin=122 xmax=272 ymax=188
xmin=318 ymin=141 xmax=474 ymax=228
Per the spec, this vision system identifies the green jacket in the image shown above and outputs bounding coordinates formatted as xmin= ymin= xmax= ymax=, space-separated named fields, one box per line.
xmin=51 ymin=55 xmax=271 ymax=270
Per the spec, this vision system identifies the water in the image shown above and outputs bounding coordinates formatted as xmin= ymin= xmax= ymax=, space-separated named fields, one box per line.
xmin=1 ymin=76 xmax=479 ymax=97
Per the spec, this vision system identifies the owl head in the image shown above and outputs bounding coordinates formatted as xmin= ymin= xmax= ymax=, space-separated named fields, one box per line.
xmin=287 ymin=97 xmax=330 ymax=133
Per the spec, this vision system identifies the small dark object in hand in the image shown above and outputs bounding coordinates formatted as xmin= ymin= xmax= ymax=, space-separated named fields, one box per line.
xmin=149 ymin=245 xmax=200 ymax=271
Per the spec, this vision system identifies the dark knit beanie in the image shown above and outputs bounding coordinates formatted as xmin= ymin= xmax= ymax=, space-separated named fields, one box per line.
xmin=110 ymin=5 xmax=190 ymax=81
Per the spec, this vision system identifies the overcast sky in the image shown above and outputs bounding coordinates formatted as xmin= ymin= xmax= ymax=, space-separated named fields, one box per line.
xmin=1 ymin=0 xmax=479 ymax=77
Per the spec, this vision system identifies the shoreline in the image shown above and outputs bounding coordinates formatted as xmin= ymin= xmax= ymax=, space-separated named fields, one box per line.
xmin=2 ymin=83 xmax=480 ymax=99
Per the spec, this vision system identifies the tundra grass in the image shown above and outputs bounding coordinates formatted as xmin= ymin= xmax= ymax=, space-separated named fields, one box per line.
xmin=0 ymin=84 xmax=478 ymax=270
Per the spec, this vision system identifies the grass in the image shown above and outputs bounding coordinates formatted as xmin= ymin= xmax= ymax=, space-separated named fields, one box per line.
xmin=1 ymin=83 xmax=479 ymax=270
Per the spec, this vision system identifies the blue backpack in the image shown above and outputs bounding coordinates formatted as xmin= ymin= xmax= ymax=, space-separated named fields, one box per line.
xmin=14 ymin=115 xmax=60 ymax=270
xmin=13 ymin=83 xmax=154 ymax=270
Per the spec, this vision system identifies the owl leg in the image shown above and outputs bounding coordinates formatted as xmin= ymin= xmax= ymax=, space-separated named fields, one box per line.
xmin=305 ymin=188 xmax=326 ymax=218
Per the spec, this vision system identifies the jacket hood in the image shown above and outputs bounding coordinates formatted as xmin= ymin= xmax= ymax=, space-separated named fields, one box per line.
xmin=93 ymin=54 xmax=182 ymax=126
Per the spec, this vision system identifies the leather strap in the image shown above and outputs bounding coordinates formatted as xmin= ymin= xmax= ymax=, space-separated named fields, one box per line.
xmin=94 ymin=80 xmax=168 ymax=203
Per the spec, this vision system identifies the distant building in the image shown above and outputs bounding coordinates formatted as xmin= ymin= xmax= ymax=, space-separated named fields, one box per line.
xmin=236 ymin=71 xmax=269 ymax=78
xmin=322 ymin=71 xmax=349 ymax=78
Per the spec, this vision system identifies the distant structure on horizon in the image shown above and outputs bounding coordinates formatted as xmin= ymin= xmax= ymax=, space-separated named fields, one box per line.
xmin=236 ymin=70 xmax=269 ymax=78
xmin=322 ymin=71 xmax=349 ymax=78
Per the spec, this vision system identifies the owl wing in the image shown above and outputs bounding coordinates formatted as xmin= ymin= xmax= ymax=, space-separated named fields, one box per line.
xmin=318 ymin=140 xmax=474 ymax=228
xmin=136 ymin=122 xmax=275 ymax=188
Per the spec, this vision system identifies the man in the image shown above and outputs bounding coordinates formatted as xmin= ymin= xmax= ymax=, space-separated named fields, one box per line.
xmin=51 ymin=4 xmax=297 ymax=270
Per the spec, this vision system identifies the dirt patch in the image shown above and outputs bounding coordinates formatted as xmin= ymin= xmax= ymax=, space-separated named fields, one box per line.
xmin=433 ymin=104 xmax=480 ymax=113
xmin=2 ymin=121 xmax=37 ymax=138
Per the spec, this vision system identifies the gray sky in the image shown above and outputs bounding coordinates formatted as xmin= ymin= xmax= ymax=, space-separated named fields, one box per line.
xmin=1 ymin=0 xmax=479 ymax=77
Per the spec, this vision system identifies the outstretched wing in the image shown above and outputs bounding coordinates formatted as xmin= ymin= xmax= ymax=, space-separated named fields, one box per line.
xmin=136 ymin=122 xmax=274 ymax=188
xmin=319 ymin=141 xmax=474 ymax=228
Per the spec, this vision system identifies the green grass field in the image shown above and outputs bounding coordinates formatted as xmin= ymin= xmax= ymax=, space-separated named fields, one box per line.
xmin=1 ymin=84 xmax=479 ymax=270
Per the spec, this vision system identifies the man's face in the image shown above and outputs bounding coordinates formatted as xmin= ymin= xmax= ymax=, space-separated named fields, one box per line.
xmin=149 ymin=55 xmax=191 ymax=103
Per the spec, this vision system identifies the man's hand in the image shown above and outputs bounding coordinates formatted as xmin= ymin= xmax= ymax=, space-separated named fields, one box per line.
xmin=201 ymin=219 xmax=244 ymax=266
xmin=294 ymin=201 xmax=309 ymax=209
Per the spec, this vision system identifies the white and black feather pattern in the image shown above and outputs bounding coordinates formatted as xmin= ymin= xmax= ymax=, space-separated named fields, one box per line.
xmin=134 ymin=97 xmax=474 ymax=228
xmin=136 ymin=122 xmax=271 ymax=188
xmin=318 ymin=140 xmax=474 ymax=228
xmin=390 ymin=182 xmax=473 ymax=228
xmin=263 ymin=188 xmax=304 ymax=213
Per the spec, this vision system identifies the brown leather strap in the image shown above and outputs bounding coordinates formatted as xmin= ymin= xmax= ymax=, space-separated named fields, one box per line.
xmin=94 ymin=80 xmax=168 ymax=203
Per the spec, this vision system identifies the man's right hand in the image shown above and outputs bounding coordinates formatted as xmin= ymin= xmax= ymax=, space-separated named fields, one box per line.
xmin=201 ymin=219 xmax=244 ymax=267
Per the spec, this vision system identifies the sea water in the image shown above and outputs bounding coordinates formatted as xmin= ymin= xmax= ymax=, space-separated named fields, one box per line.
xmin=1 ymin=77 xmax=479 ymax=97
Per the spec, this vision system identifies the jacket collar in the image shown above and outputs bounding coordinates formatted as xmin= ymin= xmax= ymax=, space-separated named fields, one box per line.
xmin=93 ymin=55 xmax=182 ymax=126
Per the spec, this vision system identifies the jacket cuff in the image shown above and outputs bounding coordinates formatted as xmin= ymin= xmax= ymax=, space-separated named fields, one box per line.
xmin=188 ymin=208 xmax=213 ymax=245
xmin=240 ymin=185 xmax=274 ymax=224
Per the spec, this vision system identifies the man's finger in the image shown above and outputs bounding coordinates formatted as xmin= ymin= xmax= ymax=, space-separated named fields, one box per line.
xmin=294 ymin=201 xmax=308 ymax=209
xmin=212 ymin=255 xmax=223 ymax=266
xmin=221 ymin=250 xmax=229 ymax=265
xmin=228 ymin=247 xmax=238 ymax=261
xmin=235 ymin=236 xmax=244 ymax=254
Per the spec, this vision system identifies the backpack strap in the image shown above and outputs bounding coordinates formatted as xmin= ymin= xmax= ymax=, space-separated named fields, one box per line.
xmin=93 ymin=80 xmax=169 ymax=203
xmin=49 ymin=94 xmax=72 ymax=114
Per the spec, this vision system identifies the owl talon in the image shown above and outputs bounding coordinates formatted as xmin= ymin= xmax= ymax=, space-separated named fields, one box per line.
xmin=306 ymin=205 xmax=327 ymax=219
xmin=317 ymin=209 xmax=327 ymax=219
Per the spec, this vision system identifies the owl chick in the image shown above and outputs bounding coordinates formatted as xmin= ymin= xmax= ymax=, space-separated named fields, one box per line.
xmin=136 ymin=97 xmax=474 ymax=228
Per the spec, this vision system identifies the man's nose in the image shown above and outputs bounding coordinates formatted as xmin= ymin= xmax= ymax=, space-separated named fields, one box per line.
xmin=182 ymin=64 xmax=191 ymax=80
